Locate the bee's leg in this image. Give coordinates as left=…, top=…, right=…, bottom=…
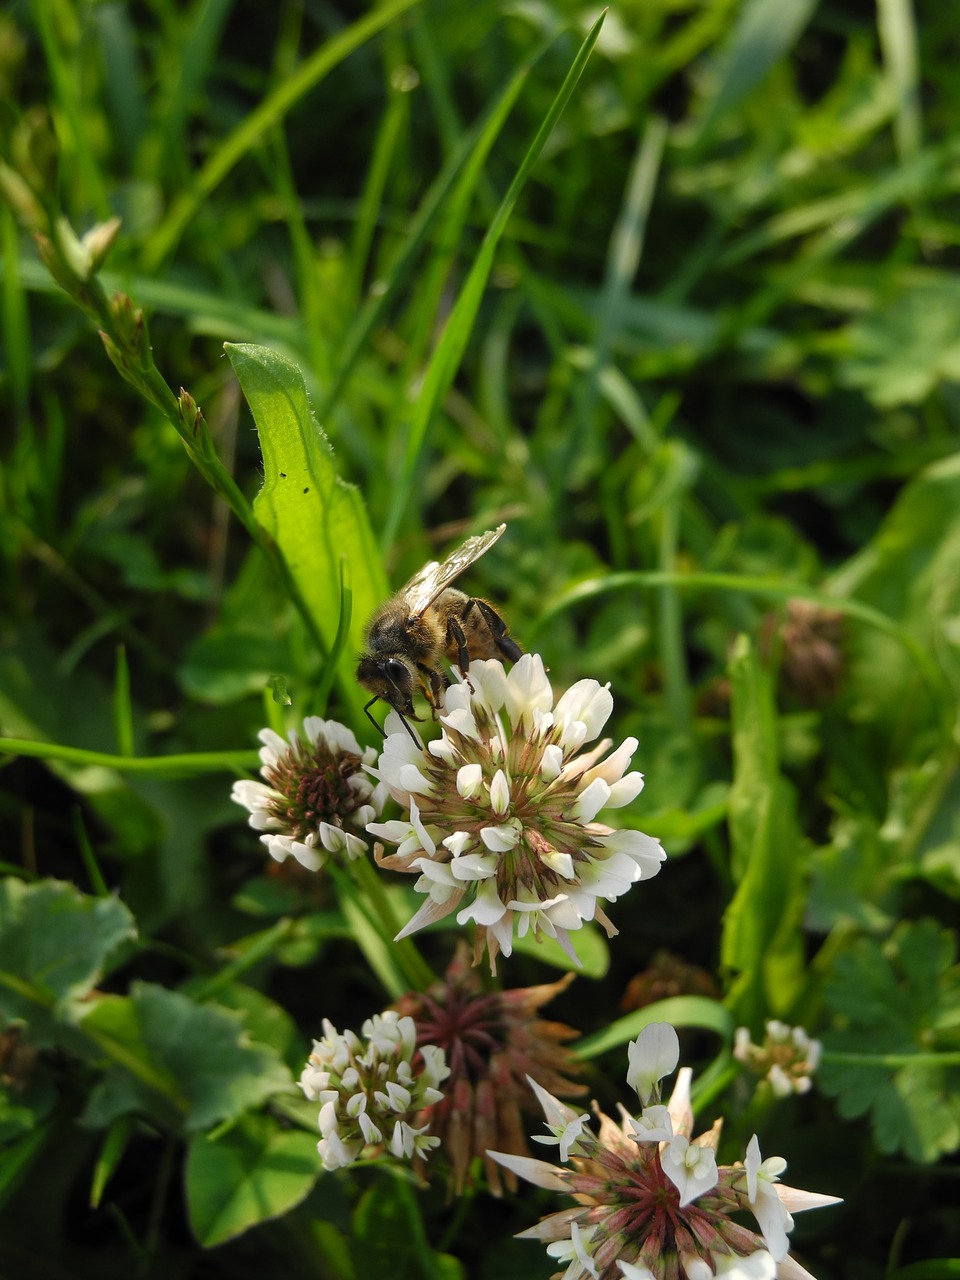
left=466, top=598, right=523, bottom=663
left=445, top=615, right=471, bottom=675
left=363, top=697, right=386, bottom=738
left=417, top=663, right=446, bottom=717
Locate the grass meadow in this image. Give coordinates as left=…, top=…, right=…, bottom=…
left=1, top=2, right=959, bottom=1278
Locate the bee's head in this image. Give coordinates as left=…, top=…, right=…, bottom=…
left=356, top=654, right=419, bottom=719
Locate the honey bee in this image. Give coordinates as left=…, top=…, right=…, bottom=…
left=357, top=524, right=522, bottom=741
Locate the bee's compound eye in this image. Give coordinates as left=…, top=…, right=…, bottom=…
left=383, top=659, right=409, bottom=688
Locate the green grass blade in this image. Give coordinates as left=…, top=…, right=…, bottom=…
left=144, top=0, right=421, bottom=269
left=574, top=995, right=733, bottom=1060
left=380, top=10, right=607, bottom=547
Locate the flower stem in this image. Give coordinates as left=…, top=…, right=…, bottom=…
left=349, top=855, right=437, bottom=991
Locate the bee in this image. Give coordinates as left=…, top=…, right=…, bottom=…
left=357, top=524, right=522, bottom=741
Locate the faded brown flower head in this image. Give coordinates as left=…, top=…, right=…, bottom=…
left=621, top=949, right=720, bottom=1013
left=761, top=600, right=845, bottom=704
left=393, top=944, right=586, bottom=1195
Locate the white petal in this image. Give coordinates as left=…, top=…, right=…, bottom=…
left=457, top=879, right=507, bottom=925
left=554, top=679, right=613, bottom=743
left=626, top=1023, right=680, bottom=1105
left=572, top=777, right=611, bottom=824
left=606, top=772, right=646, bottom=807
left=490, top=769, right=511, bottom=816
left=540, top=744, right=564, bottom=781
left=457, top=763, right=483, bottom=799
left=395, top=892, right=462, bottom=940
left=486, top=1149, right=570, bottom=1192
left=479, top=821, right=521, bottom=852
left=450, top=852, right=497, bottom=881
left=503, top=653, right=553, bottom=728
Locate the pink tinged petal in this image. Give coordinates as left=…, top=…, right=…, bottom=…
left=394, top=891, right=463, bottom=940
left=490, top=768, right=511, bottom=816
left=480, top=820, right=521, bottom=852
left=627, top=1022, right=680, bottom=1105
left=515, top=1207, right=586, bottom=1243
left=776, top=1184, right=843, bottom=1214
left=666, top=1066, right=694, bottom=1138
left=526, top=1075, right=585, bottom=1130
left=572, top=778, right=611, bottom=824
left=457, top=763, right=483, bottom=799
left=486, top=1149, right=571, bottom=1192
left=457, top=878, right=507, bottom=925
left=661, top=1133, right=718, bottom=1207
left=541, top=744, right=563, bottom=781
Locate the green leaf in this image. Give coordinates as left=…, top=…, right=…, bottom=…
left=575, top=995, right=733, bottom=1060
left=185, top=1111, right=320, bottom=1246
left=80, top=982, right=293, bottom=1133
left=226, top=343, right=387, bottom=730
left=820, top=919, right=960, bottom=1162
left=720, top=636, right=806, bottom=1023
left=511, top=919, right=609, bottom=979
left=0, top=879, right=136, bottom=1039
left=351, top=1173, right=464, bottom=1280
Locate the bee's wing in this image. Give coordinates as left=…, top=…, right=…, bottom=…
left=399, top=524, right=507, bottom=616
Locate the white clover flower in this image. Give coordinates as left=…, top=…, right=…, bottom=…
left=626, top=1022, right=680, bottom=1106
left=733, top=1021, right=822, bottom=1098
left=300, top=1011, right=449, bottom=1171
left=488, top=1022, right=841, bottom=1280
left=367, top=655, right=665, bottom=971
left=231, top=716, right=385, bottom=872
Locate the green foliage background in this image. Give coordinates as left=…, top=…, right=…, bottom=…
left=2, top=1, right=960, bottom=1277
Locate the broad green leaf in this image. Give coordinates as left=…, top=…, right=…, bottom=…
left=575, top=996, right=733, bottom=1060
left=820, top=919, right=960, bottom=1162
left=0, top=879, right=135, bottom=1039
left=80, top=982, right=293, bottom=1133
left=511, top=919, right=609, bottom=979
left=226, top=343, right=388, bottom=730
left=720, top=636, right=806, bottom=1023
left=186, top=1112, right=320, bottom=1246
left=352, top=1174, right=464, bottom=1280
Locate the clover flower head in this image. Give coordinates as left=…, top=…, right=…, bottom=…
left=299, top=1010, right=449, bottom=1171
left=733, top=1020, right=822, bottom=1098
left=392, top=943, right=586, bottom=1194
left=488, top=1021, right=841, bottom=1280
left=232, top=716, right=385, bottom=872
left=367, top=655, right=665, bottom=971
